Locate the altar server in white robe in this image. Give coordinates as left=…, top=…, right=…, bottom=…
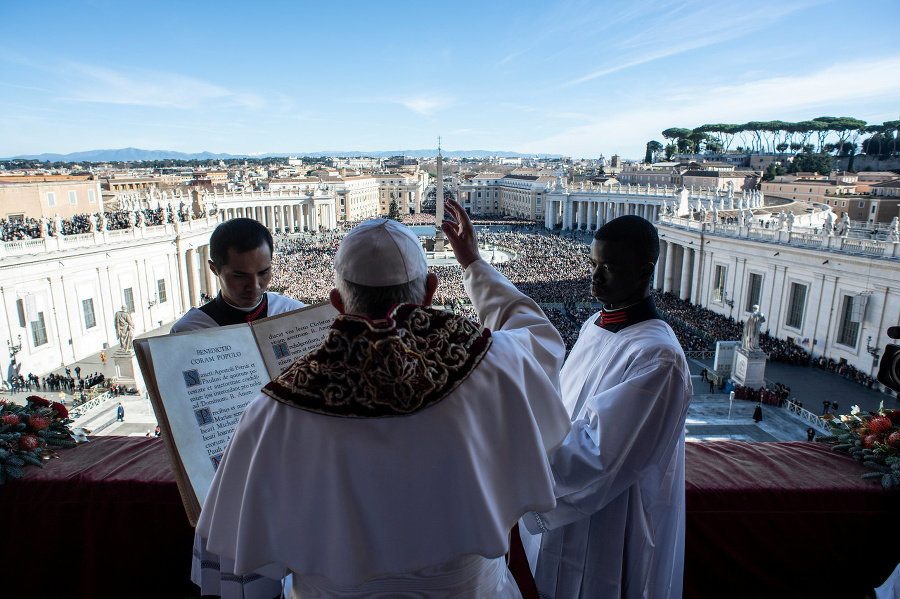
left=522, top=215, right=693, bottom=599
left=192, top=199, right=571, bottom=598
left=171, top=218, right=304, bottom=333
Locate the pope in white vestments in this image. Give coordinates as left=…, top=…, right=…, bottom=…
left=192, top=203, right=571, bottom=598
left=522, top=215, right=693, bottom=599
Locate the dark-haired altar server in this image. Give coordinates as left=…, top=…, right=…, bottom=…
left=171, top=218, right=303, bottom=333
left=523, top=215, right=693, bottom=599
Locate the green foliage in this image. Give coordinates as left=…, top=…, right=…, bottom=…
left=45, top=437, right=77, bottom=448
left=664, top=144, right=676, bottom=160
left=4, top=464, right=24, bottom=478
left=762, top=162, right=786, bottom=181
left=789, top=152, right=834, bottom=175
left=387, top=198, right=402, bottom=222
left=655, top=116, right=891, bottom=158
left=20, top=453, right=44, bottom=468
left=662, top=127, right=692, bottom=141
left=818, top=412, right=900, bottom=488
left=0, top=398, right=77, bottom=484
left=644, top=140, right=663, bottom=164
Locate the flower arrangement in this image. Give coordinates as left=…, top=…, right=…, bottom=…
left=0, top=395, right=77, bottom=485
left=816, top=403, right=900, bottom=488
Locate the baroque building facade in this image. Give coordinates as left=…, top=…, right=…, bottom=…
left=1, top=217, right=221, bottom=377
left=655, top=215, right=900, bottom=380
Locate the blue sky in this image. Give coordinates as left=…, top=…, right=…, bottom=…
left=1, top=0, right=898, bottom=159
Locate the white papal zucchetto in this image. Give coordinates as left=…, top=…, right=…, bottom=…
left=334, top=219, right=428, bottom=287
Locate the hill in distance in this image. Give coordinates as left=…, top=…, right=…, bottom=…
left=6, top=147, right=565, bottom=162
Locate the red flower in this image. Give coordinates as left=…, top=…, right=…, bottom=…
left=863, top=434, right=881, bottom=449
left=28, top=415, right=50, bottom=431
left=886, top=411, right=900, bottom=425
left=1, top=413, right=21, bottom=426
left=869, top=416, right=893, bottom=434
left=51, top=402, right=69, bottom=419
left=888, top=432, right=900, bottom=449
left=26, top=396, right=50, bottom=408
left=19, top=434, right=41, bottom=452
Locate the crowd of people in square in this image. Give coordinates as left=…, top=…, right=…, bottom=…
left=270, top=225, right=594, bottom=311
left=812, top=356, right=879, bottom=388
left=652, top=291, right=816, bottom=362
left=268, top=221, right=879, bottom=397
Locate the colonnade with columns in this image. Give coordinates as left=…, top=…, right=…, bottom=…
left=545, top=195, right=662, bottom=230
left=176, top=240, right=219, bottom=311
left=654, top=238, right=702, bottom=302
left=218, top=199, right=336, bottom=233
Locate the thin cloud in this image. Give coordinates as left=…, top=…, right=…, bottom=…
left=60, top=63, right=265, bottom=110
left=344, top=94, right=456, bottom=116
left=563, top=0, right=828, bottom=87
left=396, top=95, right=455, bottom=116
left=532, top=56, right=900, bottom=156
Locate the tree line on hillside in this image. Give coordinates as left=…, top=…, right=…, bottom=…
left=644, top=117, right=900, bottom=164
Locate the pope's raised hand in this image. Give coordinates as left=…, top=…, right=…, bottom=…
left=441, top=198, right=480, bottom=269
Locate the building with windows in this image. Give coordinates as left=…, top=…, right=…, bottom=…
left=374, top=172, right=427, bottom=216
left=761, top=175, right=857, bottom=204
left=655, top=215, right=900, bottom=378
left=615, top=162, right=681, bottom=186
left=856, top=171, right=900, bottom=184
left=0, top=177, right=104, bottom=220
left=457, top=173, right=555, bottom=219
left=1, top=216, right=221, bottom=376
left=871, top=179, right=900, bottom=199
left=823, top=193, right=900, bottom=225
left=680, top=168, right=759, bottom=193
left=616, top=161, right=760, bottom=193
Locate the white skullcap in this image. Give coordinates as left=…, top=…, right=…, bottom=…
left=334, top=219, right=427, bottom=287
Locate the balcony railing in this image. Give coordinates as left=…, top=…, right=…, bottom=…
left=659, top=215, right=900, bottom=259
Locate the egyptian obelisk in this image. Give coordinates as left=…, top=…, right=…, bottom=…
left=435, top=137, right=445, bottom=252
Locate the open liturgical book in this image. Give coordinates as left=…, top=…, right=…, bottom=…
left=133, top=302, right=339, bottom=525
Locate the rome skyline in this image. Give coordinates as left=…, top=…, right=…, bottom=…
left=1, top=0, right=898, bottom=160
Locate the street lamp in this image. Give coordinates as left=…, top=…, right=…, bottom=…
left=8, top=334, right=22, bottom=364
left=867, top=336, right=881, bottom=368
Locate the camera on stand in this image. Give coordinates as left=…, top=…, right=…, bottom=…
left=878, top=326, right=900, bottom=394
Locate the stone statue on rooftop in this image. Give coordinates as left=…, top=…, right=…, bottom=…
left=786, top=211, right=795, bottom=232
left=823, top=211, right=835, bottom=236
left=741, top=208, right=752, bottom=227
left=889, top=217, right=899, bottom=243
left=836, top=213, right=851, bottom=237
